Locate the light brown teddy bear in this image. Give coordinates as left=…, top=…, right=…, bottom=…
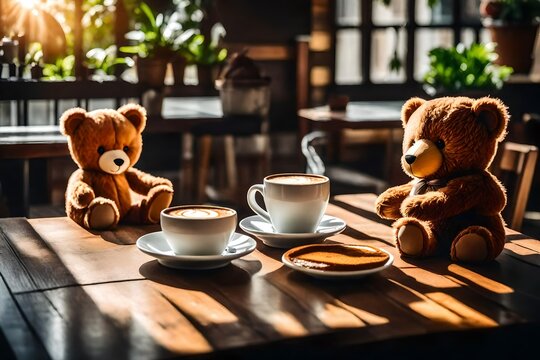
left=376, top=96, right=508, bottom=263
left=61, top=104, right=174, bottom=230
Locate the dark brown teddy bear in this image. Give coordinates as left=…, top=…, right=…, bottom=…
left=61, top=104, right=173, bottom=230
left=375, top=96, right=508, bottom=262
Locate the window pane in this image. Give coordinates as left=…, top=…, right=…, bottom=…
left=461, top=28, right=476, bottom=46
left=88, top=99, right=115, bottom=111
left=0, top=102, right=14, bottom=126
left=335, top=29, right=362, bottom=84
left=372, top=0, right=407, bottom=26
left=371, top=28, right=406, bottom=83
left=461, top=0, right=481, bottom=24
left=416, top=0, right=453, bottom=25
left=28, top=101, right=51, bottom=126
left=415, top=29, right=454, bottom=81
left=336, top=0, right=361, bottom=26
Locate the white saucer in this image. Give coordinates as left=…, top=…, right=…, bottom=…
left=239, top=215, right=346, bottom=249
left=136, top=231, right=257, bottom=270
left=282, top=245, right=394, bottom=280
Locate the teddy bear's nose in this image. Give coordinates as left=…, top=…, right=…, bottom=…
left=114, top=158, right=125, bottom=166
left=405, top=155, right=416, bottom=164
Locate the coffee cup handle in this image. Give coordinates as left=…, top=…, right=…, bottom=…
left=247, top=184, right=271, bottom=224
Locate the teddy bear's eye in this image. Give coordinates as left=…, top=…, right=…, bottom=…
left=97, top=146, right=105, bottom=155
left=123, top=146, right=129, bottom=152
left=435, top=139, right=445, bottom=149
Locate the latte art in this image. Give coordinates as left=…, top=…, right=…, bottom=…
left=175, top=209, right=219, bottom=218
left=167, top=207, right=234, bottom=219
left=267, top=175, right=326, bottom=185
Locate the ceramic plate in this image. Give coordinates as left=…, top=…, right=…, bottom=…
left=239, top=215, right=346, bottom=249
left=281, top=244, right=394, bottom=279
left=136, top=231, right=256, bottom=270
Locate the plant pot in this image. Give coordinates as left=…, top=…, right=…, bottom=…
left=216, top=78, right=271, bottom=116
left=30, top=65, right=43, bottom=80
left=486, top=24, right=539, bottom=74
left=196, top=64, right=220, bottom=90
left=136, top=57, right=168, bottom=88
left=171, top=56, right=187, bottom=86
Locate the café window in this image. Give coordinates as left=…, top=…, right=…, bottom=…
left=335, top=0, right=485, bottom=85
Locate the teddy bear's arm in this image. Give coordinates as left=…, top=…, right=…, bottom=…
left=376, top=183, right=414, bottom=220
left=125, top=168, right=173, bottom=195
left=401, top=173, right=499, bottom=221
left=66, top=170, right=95, bottom=209
left=476, top=172, right=507, bottom=215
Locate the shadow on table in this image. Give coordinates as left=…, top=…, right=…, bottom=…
left=90, top=224, right=161, bottom=245
left=139, top=259, right=257, bottom=288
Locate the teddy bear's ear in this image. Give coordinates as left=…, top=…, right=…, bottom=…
left=118, top=104, right=147, bottom=132
left=60, top=108, right=86, bottom=136
left=401, top=97, right=426, bottom=126
left=472, top=97, right=509, bottom=141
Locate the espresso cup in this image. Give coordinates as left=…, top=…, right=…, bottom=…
left=247, top=173, right=330, bottom=233
left=160, top=205, right=237, bottom=255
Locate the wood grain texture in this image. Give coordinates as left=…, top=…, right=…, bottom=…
left=0, top=194, right=539, bottom=358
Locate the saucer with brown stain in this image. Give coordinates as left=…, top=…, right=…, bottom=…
left=282, top=244, right=393, bottom=279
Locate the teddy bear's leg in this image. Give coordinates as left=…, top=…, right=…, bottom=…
left=126, top=185, right=173, bottom=224
left=393, top=217, right=437, bottom=257
left=146, top=185, right=173, bottom=223
left=450, top=220, right=505, bottom=262
left=84, top=198, right=119, bottom=230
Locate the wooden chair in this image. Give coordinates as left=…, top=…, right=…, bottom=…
left=492, top=141, right=538, bottom=231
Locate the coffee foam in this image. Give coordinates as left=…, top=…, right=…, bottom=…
left=267, top=175, right=326, bottom=185
left=168, top=207, right=233, bottom=218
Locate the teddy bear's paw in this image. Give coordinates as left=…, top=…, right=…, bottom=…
left=396, top=224, right=425, bottom=257
left=376, top=200, right=400, bottom=220
left=85, top=200, right=119, bottom=230
left=147, top=191, right=173, bottom=223
left=451, top=227, right=491, bottom=263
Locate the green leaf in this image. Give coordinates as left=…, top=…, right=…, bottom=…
left=140, top=2, right=156, bottom=29
left=119, top=45, right=142, bottom=54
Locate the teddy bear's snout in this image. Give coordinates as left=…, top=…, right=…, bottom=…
left=403, top=139, right=443, bottom=178
left=98, top=149, right=131, bottom=175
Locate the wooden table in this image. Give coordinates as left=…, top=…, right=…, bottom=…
left=298, top=101, right=404, bottom=185
left=1, top=194, right=538, bottom=359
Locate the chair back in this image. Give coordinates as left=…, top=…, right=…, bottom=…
left=492, top=142, right=538, bottom=230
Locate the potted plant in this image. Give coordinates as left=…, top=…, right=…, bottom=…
left=86, top=45, right=134, bottom=81
left=186, top=23, right=228, bottom=89
left=423, top=42, right=513, bottom=96
left=42, top=54, right=75, bottom=81
left=25, top=42, right=44, bottom=80
left=215, top=51, right=271, bottom=116
left=120, top=2, right=195, bottom=88
left=480, top=0, right=540, bottom=74
left=170, top=0, right=204, bottom=85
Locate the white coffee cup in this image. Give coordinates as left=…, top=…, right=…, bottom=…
left=247, top=173, right=330, bottom=233
left=160, top=205, right=237, bottom=255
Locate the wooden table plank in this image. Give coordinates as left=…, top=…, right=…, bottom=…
left=15, top=286, right=167, bottom=359
left=0, top=223, right=38, bottom=293
left=0, top=275, right=49, bottom=359
left=0, top=217, right=158, bottom=292
left=0, top=218, right=76, bottom=293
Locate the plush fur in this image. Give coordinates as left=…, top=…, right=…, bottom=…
left=375, top=97, right=509, bottom=263
left=61, top=104, right=173, bottom=230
